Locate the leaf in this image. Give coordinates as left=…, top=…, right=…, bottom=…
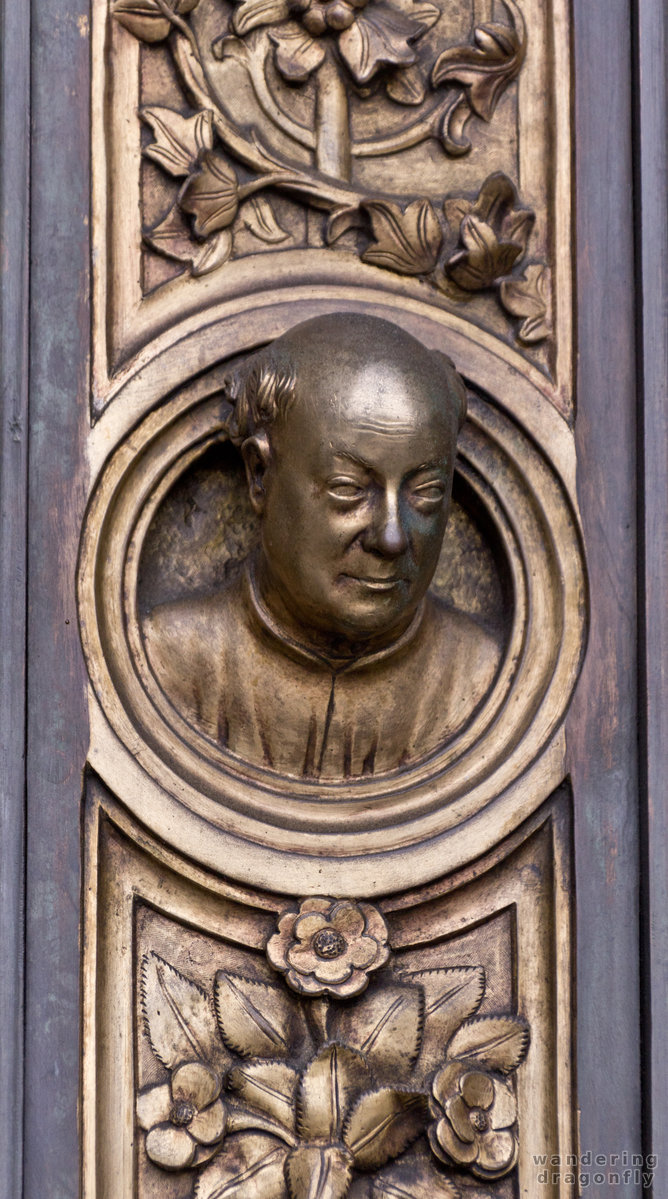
left=297, top=1045, right=373, bottom=1141
left=385, top=63, right=426, bottom=106
left=432, top=4, right=526, bottom=154
left=195, top=1133, right=288, bottom=1199
left=371, top=1154, right=461, bottom=1199
left=338, top=5, right=423, bottom=86
left=443, top=196, right=472, bottom=230
left=343, top=1089, right=428, bottom=1171
left=408, top=1, right=440, bottom=32
left=242, top=196, right=289, bottom=244
left=145, top=202, right=198, bottom=263
left=192, top=229, right=233, bottom=275
left=446, top=214, right=521, bottom=290
left=140, top=953, right=225, bottom=1071
left=362, top=199, right=442, bottom=276
left=398, top=968, right=485, bottom=1081
left=228, top=1060, right=298, bottom=1130
left=447, top=1015, right=530, bottom=1074
left=233, top=0, right=291, bottom=36
left=214, top=971, right=302, bottom=1060
left=285, top=1145, right=353, bottom=1199
left=326, top=204, right=364, bottom=244
left=141, top=107, right=214, bottom=177
left=113, top=0, right=171, bottom=41
left=179, top=153, right=239, bottom=239
left=269, top=22, right=326, bottom=83
left=329, top=984, right=423, bottom=1082
left=500, top=264, right=551, bottom=343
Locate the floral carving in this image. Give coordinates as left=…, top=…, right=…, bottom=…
left=137, top=1062, right=227, bottom=1169
left=135, top=899, right=530, bottom=1197
left=267, top=897, right=391, bottom=996
left=500, top=263, right=552, bottom=344
left=429, top=1061, right=518, bottom=1179
left=432, top=0, right=526, bottom=156
left=224, top=0, right=438, bottom=96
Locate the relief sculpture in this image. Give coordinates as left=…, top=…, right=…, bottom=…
left=136, top=896, right=529, bottom=1198
left=142, top=313, right=502, bottom=778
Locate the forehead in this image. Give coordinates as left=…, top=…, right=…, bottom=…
left=280, top=362, right=456, bottom=466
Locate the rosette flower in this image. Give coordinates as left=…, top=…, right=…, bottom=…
left=267, top=897, right=390, bottom=997
left=136, top=1061, right=227, bottom=1170
left=222, top=0, right=438, bottom=100
left=429, top=1060, right=518, bottom=1180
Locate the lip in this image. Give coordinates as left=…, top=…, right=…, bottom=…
left=343, top=574, right=404, bottom=591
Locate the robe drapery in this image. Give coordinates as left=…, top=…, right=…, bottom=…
left=142, top=568, right=502, bottom=781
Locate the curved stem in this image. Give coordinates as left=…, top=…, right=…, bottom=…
left=153, top=0, right=199, bottom=53
left=315, top=50, right=351, bottom=181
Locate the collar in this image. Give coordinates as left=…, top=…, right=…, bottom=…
left=242, top=565, right=426, bottom=675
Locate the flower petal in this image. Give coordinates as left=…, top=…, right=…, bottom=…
left=326, top=970, right=370, bottom=998
left=286, top=968, right=326, bottom=994
left=269, top=23, right=325, bottom=82
left=434, top=1116, right=477, bottom=1165
left=347, top=935, right=378, bottom=969
left=188, top=1098, right=227, bottom=1145
left=299, top=897, right=332, bottom=914
left=490, top=1080, right=517, bottom=1130
left=313, top=956, right=355, bottom=984
left=232, top=0, right=290, bottom=36
left=136, top=1083, right=172, bottom=1131
left=446, top=1095, right=476, bottom=1145
left=293, top=912, right=328, bottom=941
left=171, top=1062, right=220, bottom=1110
left=460, top=1070, right=495, bottom=1111
left=287, top=944, right=321, bottom=973
left=431, top=1060, right=466, bottom=1108
left=330, top=902, right=365, bottom=938
left=338, top=5, right=421, bottom=85
left=145, top=1124, right=196, bottom=1170
left=474, top=1128, right=518, bottom=1177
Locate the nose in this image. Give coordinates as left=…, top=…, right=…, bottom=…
left=362, top=488, right=409, bottom=557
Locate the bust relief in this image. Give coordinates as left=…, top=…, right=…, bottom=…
left=142, top=314, right=502, bottom=780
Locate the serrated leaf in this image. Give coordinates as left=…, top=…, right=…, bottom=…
left=447, top=1015, right=530, bottom=1075
left=286, top=1145, right=353, bottom=1199
left=195, top=1133, right=288, bottom=1199
left=141, top=107, right=214, bottom=177
left=242, top=196, right=289, bottom=244
left=192, top=229, right=233, bottom=275
left=344, top=1089, right=428, bottom=1171
left=228, top=1060, right=298, bottom=1130
left=371, top=1154, right=461, bottom=1199
left=214, top=972, right=302, bottom=1060
left=140, top=953, right=225, bottom=1071
left=362, top=199, right=442, bottom=275
left=329, top=985, right=423, bottom=1082
left=297, top=1045, right=373, bottom=1141
left=399, top=968, right=485, bottom=1082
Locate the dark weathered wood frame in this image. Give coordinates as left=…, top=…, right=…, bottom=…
left=0, top=0, right=665, bottom=1194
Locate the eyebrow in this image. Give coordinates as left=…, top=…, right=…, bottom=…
left=330, top=450, right=447, bottom=476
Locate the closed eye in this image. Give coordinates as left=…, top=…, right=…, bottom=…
left=410, top=480, right=446, bottom=505
left=327, top=477, right=367, bottom=501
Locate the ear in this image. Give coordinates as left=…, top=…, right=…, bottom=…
left=241, top=431, right=272, bottom=515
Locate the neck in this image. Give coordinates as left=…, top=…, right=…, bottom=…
left=252, top=556, right=418, bottom=661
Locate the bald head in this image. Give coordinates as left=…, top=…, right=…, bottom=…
left=225, top=313, right=467, bottom=446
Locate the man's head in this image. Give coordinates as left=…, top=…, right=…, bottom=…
left=224, top=313, right=467, bottom=648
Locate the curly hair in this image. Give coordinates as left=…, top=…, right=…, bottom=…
left=223, top=360, right=297, bottom=446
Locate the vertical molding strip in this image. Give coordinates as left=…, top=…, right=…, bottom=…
left=0, top=0, right=30, bottom=1194
left=637, top=0, right=668, bottom=1191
